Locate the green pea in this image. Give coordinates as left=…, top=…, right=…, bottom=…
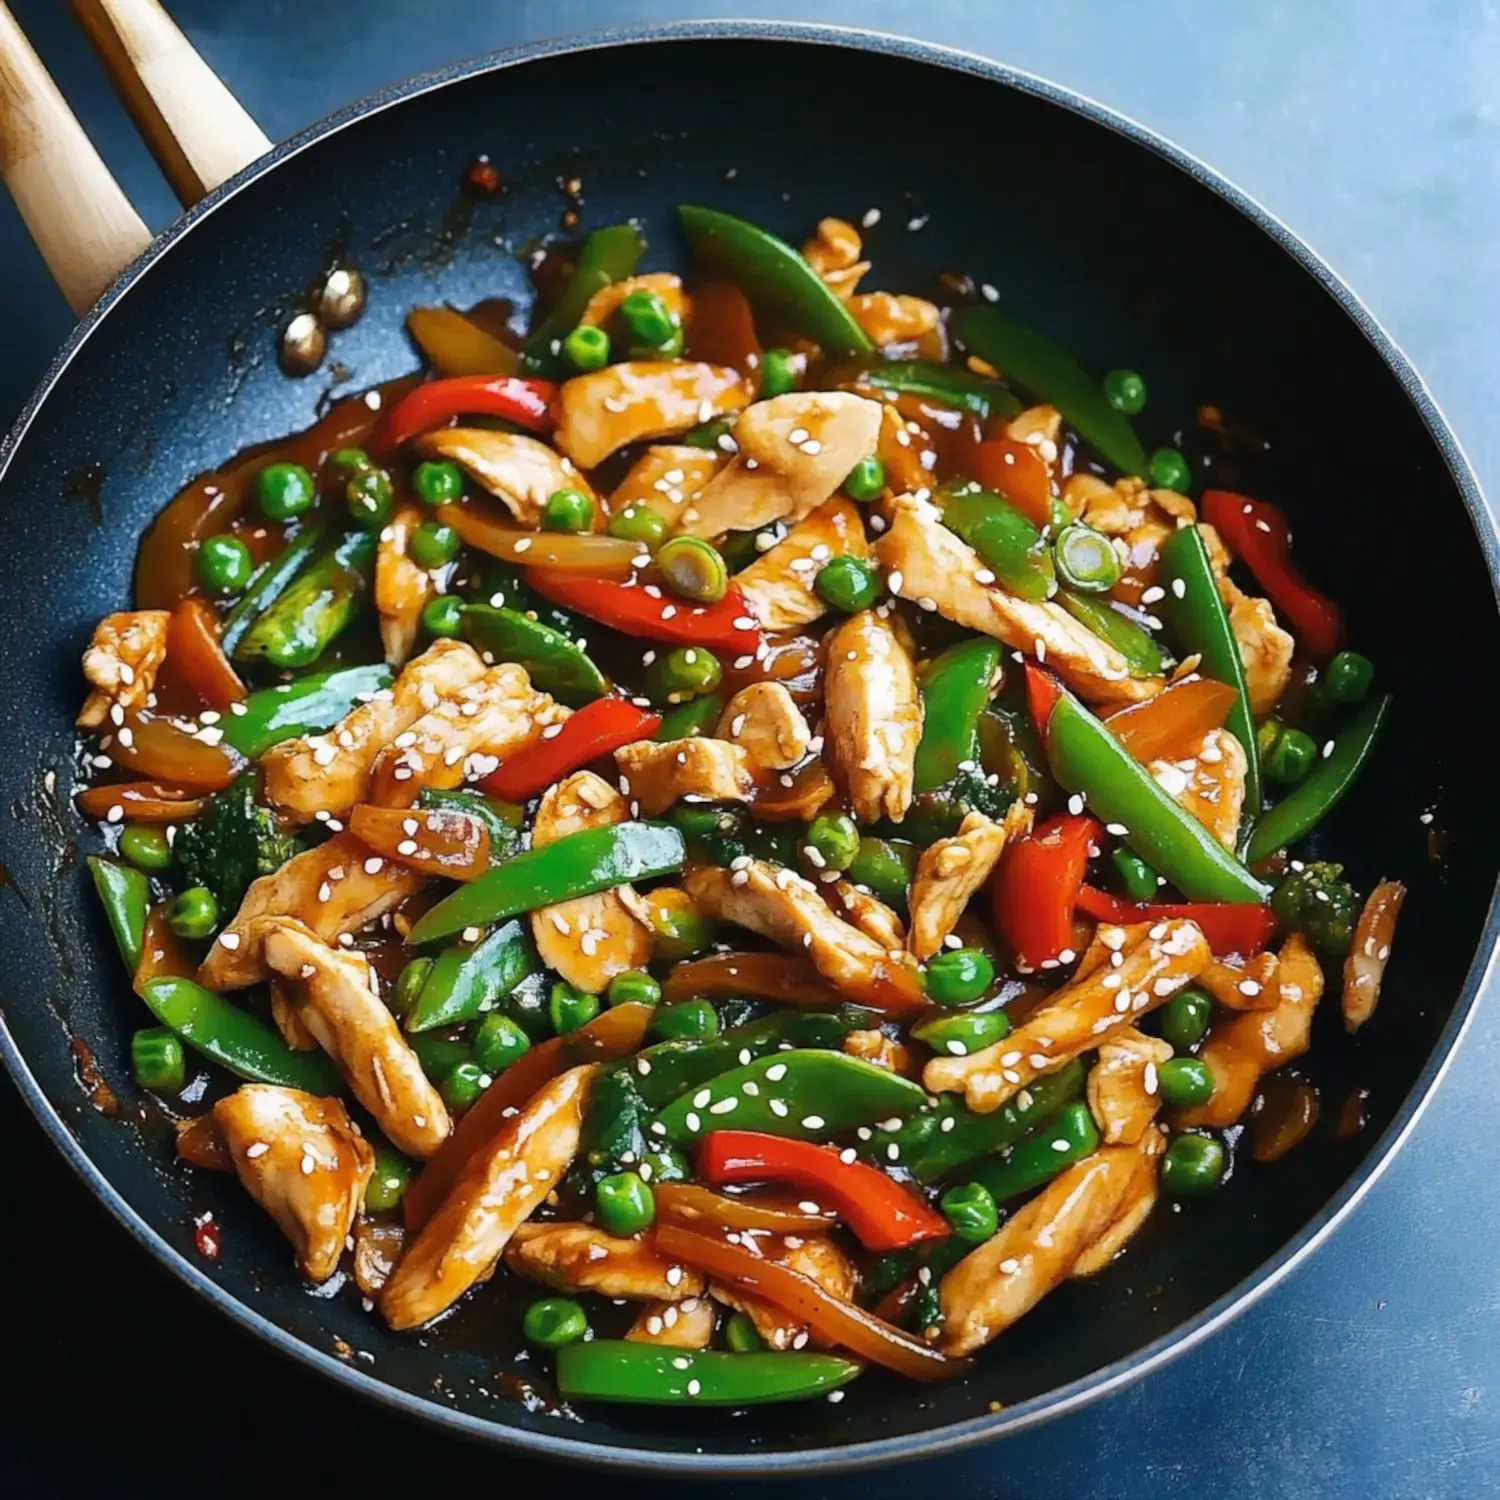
left=563, top=323, right=612, bottom=372
left=441, top=1059, right=488, bottom=1111
left=1158, top=988, right=1213, bottom=1049
left=1148, top=447, right=1191, bottom=493
left=657, top=535, right=729, bottom=604
left=669, top=803, right=735, bottom=841
left=1265, top=726, right=1317, bottom=785
left=647, top=894, right=715, bottom=960
left=1112, top=848, right=1158, bottom=902
left=923, top=948, right=995, bottom=1006
left=913, top=1009, right=1010, bottom=1056
left=474, top=1012, right=531, bottom=1074
left=1054, top=523, right=1122, bottom=593
left=346, top=467, right=394, bottom=530
left=940, top=1181, right=999, bottom=1244
left=364, top=1145, right=413, bottom=1213
left=645, top=646, right=723, bottom=705
left=542, top=486, right=596, bottom=534
left=1103, top=369, right=1147, bottom=415
left=421, top=595, right=464, bottom=638
left=1161, top=1132, right=1227, bottom=1194
left=815, top=555, right=882, bottom=613
left=256, top=461, right=316, bottom=522
left=548, top=981, right=600, bottom=1035
left=167, top=886, right=219, bottom=940
left=331, top=447, right=373, bottom=476
left=758, top=347, right=801, bottom=398
left=119, top=824, right=172, bottom=872
left=523, top=1296, right=589, bottom=1350
left=390, top=957, right=432, bottom=1018
left=1325, top=650, right=1374, bottom=704
left=413, top=459, right=464, bottom=507
left=607, top=502, right=668, bottom=549
left=650, top=999, right=718, bottom=1041
left=196, top=534, right=253, bottom=596
left=619, top=289, right=678, bottom=351
left=843, top=454, right=886, bottom=502
left=805, top=813, right=860, bottom=874
left=724, top=1310, right=764, bottom=1352
left=1157, top=1056, right=1215, bottom=1109
left=607, top=970, right=662, bottom=1008
left=595, top=1169, right=655, bottom=1236
left=682, top=418, right=735, bottom=451
left=130, top=1027, right=185, bottom=1094
left=410, top=521, right=460, bottom=569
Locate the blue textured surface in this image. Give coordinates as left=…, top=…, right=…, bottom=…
left=2, top=2, right=1497, bottom=1495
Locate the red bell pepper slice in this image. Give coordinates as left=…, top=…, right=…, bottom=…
left=1201, top=489, right=1343, bottom=660
left=1075, top=884, right=1277, bottom=957
left=479, top=698, right=661, bottom=802
left=1025, top=662, right=1062, bottom=739
left=992, top=812, right=1100, bottom=969
left=527, top=570, right=765, bottom=656
left=960, top=433, right=1053, bottom=528
left=376, top=374, right=557, bottom=453
left=697, top=1131, right=949, bottom=1253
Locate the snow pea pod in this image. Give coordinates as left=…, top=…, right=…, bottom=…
left=461, top=603, right=608, bottom=706
left=221, top=663, right=393, bottom=759
left=235, top=530, right=374, bottom=669
left=557, top=1342, right=861, bottom=1406
left=88, top=855, right=149, bottom=974
left=938, top=488, right=1056, bottom=602
left=1056, top=590, right=1166, bottom=678
left=219, top=519, right=328, bottom=656
left=404, top=918, right=540, bottom=1032
left=525, top=223, right=647, bottom=371
left=964, top=1099, right=1100, bottom=1203
left=913, top=638, right=1003, bottom=794
left=855, top=360, right=1022, bottom=420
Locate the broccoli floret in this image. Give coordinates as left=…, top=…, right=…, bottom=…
left=1271, top=861, right=1361, bottom=960
left=175, top=773, right=297, bottom=913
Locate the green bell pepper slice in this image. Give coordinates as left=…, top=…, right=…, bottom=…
left=650, top=1048, right=927, bottom=1145
left=950, top=306, right=1148, bottom=477
left=913, top=638, right=1003, bottom=794
left=1159, top=525, right=1262, bottom=816
left=404, top=918, right=540, bottom=1032
left=556, top=1341, right=861, bottom=1406
left=219, top=519, right=329, bottom=656
left=855, top=360, right=1022, bottom=421
left=1245, top=692, right=1390, bottom=863
left=407, top=1032, right=473, bottom=1082
left=677, top=205, right=873, bottom=358
left=409, top=821, right=686, bottom=945
left=525, top=223, right=647, bottom=370
left=234, top=530, right=374, bottom=669
left=138, top=976, right=341, bottom=1091
left=964, top=1099, right=1100, bottom=1203
left=1056, top=590, right=1167, bottom=678
left=460, top=603, right=609, bottom=706
left=88, top=855, right=150, bottom=975
left=416, top=787, right=524, bottom=863
left=937, top=488, right=1056, bottom=602
left=221, top=663, right=394, bottom=759
left=1044, top=688, right=1270, bottom=904
left=846, top=837, right=917, bottom=907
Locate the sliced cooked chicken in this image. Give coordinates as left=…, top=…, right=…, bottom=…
left=715, top=682, right=812, bottom=771
left=610, top=444, right=722, bottom=526
left=1343, top=880, right=1406, bottom=1033
left=711, top=1234, right=858, bottom=1351
left=1195, top=951, right=1280, bottom=1011
left=925, top=919, right=1211, bottom=1112
left=77, top=609, right=171, bottom=728
left=614, top=737, right=754, bottom=817
left=1007, top=403, right=1063, bottom=451
left=580, top=272, right=689, bottom=329
left=1070, top=1126, right=1166, bottom=1277
left=376, top=503, right=436, bottom=668
left=380, top=1064, right=595, bottom=1330
left=846, top=292, right=945, bottom=359
left=685, top=861, right=924, bottom=1011
left=824, top=608, right=921, bottom=824
left=876, top=402, right=931, bottom=495
left=800, top=216, right=869, bottom=299
left=1086, top=1028, right=1173, bottom=1146
left=1226, top=592, right=1295, bottom=718
left=199, top=831, right=425, bottom=990
left=676, top=459, right=799, bottom=539
left=531, top=772, right=651, bottom=995
left=417, top=427, right=595, bottom=529
left=554, top=361, right=749, bottom=470
left=1177, top=932, right=1324, bottom=1129
left=260, top=919, right=450, bottom=1159
left=269, top=977, right=317, bottom=1051
left=734, top=496, right=869, bottom=632
left=504, top=1221, right=706, bottom=1300
left=842, top=1027, right=916, bottom=1076
left=368, top=661, right=568, bottom=807
left=262, top=638, right=487, bottom=823
left=1148, top=727, right=1247, bottom=850
left=830, top=880, right=907, bottom=951
left=213, top=1084, right=373, bottom=1283
left=907, top=809, right=1018, bottom=960
left=877, top=494, right=1163, bottom=706
left=626, top=1296, right=716, bottom=1349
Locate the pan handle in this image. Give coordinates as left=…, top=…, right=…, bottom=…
left=0, top=1, right=152, bottom=314
left=71, top=0, right=271, bottom=206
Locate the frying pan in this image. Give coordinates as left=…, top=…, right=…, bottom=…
left=0, top=8, right=1496, bottom=1476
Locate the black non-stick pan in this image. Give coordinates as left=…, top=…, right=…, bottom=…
left=0, top=11, right=1496, bottom=1476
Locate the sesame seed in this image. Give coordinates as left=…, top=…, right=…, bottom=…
left=768, top=1099, right=789, bottom=1117
left=999, top=1258, right=1020, bottom=1274
left=686, top=1379, right=702, bottom=1397
left=685, top=1111, right=701, bottom=1132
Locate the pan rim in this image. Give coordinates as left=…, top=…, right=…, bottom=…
left=1, top=18, right=1496, bottom=1475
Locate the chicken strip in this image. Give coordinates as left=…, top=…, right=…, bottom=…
left=1195, top=951, right=1280, bottom=1011
left=907, top=808, right=1022, bottom=960
left=1086, top=1028, right=1173, bottom=1146
left=824, top=608, right=921, bottom=824
left=847, top=291, right=945, bottom=359
left=213, top=1084, right=373, bottom=1283
left=716, top=682, right=812, bottom=772
left=417, top=428, right=595, bottom=529
left=615, top=737, right=754, bottom=817
left=260, top=919, right=450, bottom=1159
left=262, top=638, right=486, bottom=823
left=734, top=496, right=869, bottom=633
left=200, top=831, right=425, bottom=990
left=380, top=1064, right=595, bottom=1330
left=1343, top=880, right=1406, bottom=1033
left=367, top=661, right=568, bottom=807
left=925, top=919, right=1211, bottom=1112
left=830, top=880, right=906, bottom=951
left=1227, top=593, right=1295, bottom=718
left=1148, top=727, right=1247, bottom=850
left=1177, top=932, right=1324, bottom=1129
left=801, top=216, right=869, bottom=298
left=1070, top=1126, right=1167, bottom=1277
left=877, top=494, right=1163, bottom=706
left=504, top=1222, right=706, bottom=1301
left=626, top=1296, right=716, bottom=1349
left=711, top=1234, right=858, bottom=1351
left=376, top=503, right=436, bottom=667
left=685, top=861, right=923, bottom=1012
left=610, top=444, right=722, bottom=526
left=842, top=1027, right=916, bottom=1077
left=269, top=976, right=317, bottom=1050
left=531, top=772, right=651, bottom=995
left=77, top=609, right=171, bottom=728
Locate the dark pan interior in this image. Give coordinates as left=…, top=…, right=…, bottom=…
left=0, top=31, right=1496, bottom=1469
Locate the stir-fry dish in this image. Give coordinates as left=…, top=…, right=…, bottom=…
left=74, top=205, right=1405, bottom=1408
